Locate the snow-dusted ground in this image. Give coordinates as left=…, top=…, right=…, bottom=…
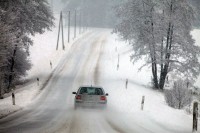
left=0, top=14, right=90, bottom=119
left=0, top=26, right=200, bottom=132
left=98, top=33, right=196, bottom=133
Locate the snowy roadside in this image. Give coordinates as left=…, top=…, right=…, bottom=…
left=98, top=32, right=200, bottom=133
left=0, top=14, right=91, bottom=119
left=0, top=26, right=199, bottom=131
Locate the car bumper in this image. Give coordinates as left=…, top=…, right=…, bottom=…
left=74, top=102, right=107, bottom=109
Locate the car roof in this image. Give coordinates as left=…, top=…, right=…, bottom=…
left=79, top=85, right=103, bottom=88
left=78, top=86, right=105, bottom=92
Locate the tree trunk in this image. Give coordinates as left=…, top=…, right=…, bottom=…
left=7, top=45, right=17, bottom=91
left=159, top=29, right=170, bottom=90
left=150, top=6, right=159, bottom=89
left=0, top=87, right=3, bottom=99
left=153, top=71, right=159, bottom=89
left=159, top=0, right=174, bottom=90
left=159, top=71, right=167, bottom=90
left=152, top=59, right=159, bottom=89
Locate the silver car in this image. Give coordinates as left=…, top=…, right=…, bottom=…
left=72, top=86, right=108, bottom=109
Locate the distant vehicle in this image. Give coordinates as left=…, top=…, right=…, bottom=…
left=72, top=86, right=108, bottom=109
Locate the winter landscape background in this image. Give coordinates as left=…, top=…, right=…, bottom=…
left=0, top=0, right=200, bottom=133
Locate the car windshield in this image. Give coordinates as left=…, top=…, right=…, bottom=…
left=79, top=87, right=103, bottom=95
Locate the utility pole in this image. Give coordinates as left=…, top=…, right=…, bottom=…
left=84, top=13, right=87, bottom=32
left=83, top=11, right=85, bottom=33
left=56, top=11, right=65, bottom=50
left=79, top=11, right=82, bottom=34
left=61, top=12, right=65, bottom=50
left=56, top=12, right=61, bottom=50
left=68, top=11, right=71, bottom=43
left=74, top=10, right=77, bottom=39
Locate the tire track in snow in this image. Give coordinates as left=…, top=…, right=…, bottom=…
left=52, top=30, right=133, bottom=133
left=54, top=31, right=124, bottom=133
left=90, top=33, right=130, bottom=133
left=51, top=31, right=109, bottom=133
left=0, top=31, right=100, bottom=133
left=67, top=33, right=109, bottom=133
left=93, top=36, right=107, bottom=85
left=106, top=120, right=126, bottom=133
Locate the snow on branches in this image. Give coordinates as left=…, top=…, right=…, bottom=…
left=114, top=0, right=200, bottom=90
left=0, top=0, right=54, bottom=97
left=164, top=80, right=192, bottom=109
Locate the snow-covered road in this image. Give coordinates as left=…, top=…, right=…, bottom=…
left=0, top=29, right=196, bottom=133
left=0, top=30, right=122, bottom=133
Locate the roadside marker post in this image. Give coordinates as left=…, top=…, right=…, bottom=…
left=56, top=11, right=65, bottom=50
left=50, top=61, right=52, bottom=69
left=37, top=78, right=40, bottom=86
left=125, top=79, right=128, bottom=89
left=117, top=54, right=120, bottom=70
left=12, top=91, right=15, bottom=105
left=193, top=102, right=198, bottom=132
left=141, top=96, right=145, bottom=110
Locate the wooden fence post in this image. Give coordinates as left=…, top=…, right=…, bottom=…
left=193, top=102, right=198, bottom=132
left=117, top=54, right=119, bottom=70
left=141, top=96, right=145, bottom=110
left=37, top=78, right=40, bottom=86
left=50, top=61, right=52, bottom=69
left=125, top=79, right=128, bottom=89
left=12, top=92, right=15, bottom=105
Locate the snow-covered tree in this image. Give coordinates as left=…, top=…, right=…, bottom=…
left=1, top=0, right=54, bottom=51
left=0, top=22, right=12, bottom=98
left=114, top=0, right=200, bottom=90
left=0, top=0, right=54, bottom=95
left=164, top=80, right=192, bottom=109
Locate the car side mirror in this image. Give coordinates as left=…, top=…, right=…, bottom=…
left=106, top=93, right=109, bottom=96
left=72, top=92, right=77, bottom=94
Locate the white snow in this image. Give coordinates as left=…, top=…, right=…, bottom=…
left=0, top=26, right=200, bottom=132
left=98, top=33, right=195, bottom=133
left=0, top=14, right=90, bottom=119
